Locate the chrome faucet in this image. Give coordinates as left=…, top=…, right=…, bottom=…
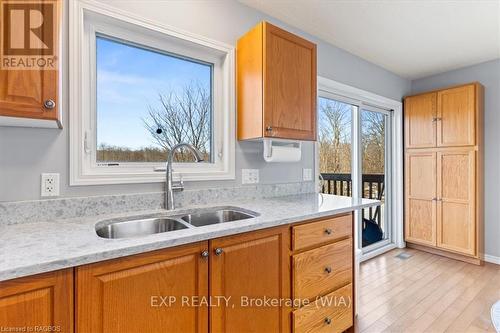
left=155, top=143, right=204, bottom=210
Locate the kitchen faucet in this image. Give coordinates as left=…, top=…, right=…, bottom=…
left=155, top=143, right=204, bottom=210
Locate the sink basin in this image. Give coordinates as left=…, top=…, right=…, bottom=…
left=96, top=217, right=188, bottom=239
left=180, top=209, right=257, bottom=227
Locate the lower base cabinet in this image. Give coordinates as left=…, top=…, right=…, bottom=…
left=76, top=241, right=209, bottom=333
left=0, top=269, right=73, bottom=333
left=0, top=213, right=355, bottom=333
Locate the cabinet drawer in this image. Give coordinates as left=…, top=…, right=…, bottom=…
left=293, top=238, right=352, bottom=300
left=292, top=214, right=351, bottom=251
left=293, top=284, right=353, bottom=333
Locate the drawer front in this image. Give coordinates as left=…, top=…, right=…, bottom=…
left=293, top=284, right=353, bottom=333
left=293, top=238, right=352, bottom=300
left=292, top=214, right=352, bottom=251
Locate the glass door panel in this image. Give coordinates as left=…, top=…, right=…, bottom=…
left=360, top=109, right=391, bottom=249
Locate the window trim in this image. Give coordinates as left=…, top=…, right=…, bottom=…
left=69, top=0, right=235, bottom=185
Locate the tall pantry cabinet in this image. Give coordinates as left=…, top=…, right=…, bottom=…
left=404, top=83, right=484, bottom=265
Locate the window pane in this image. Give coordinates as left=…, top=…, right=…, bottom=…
left=96, top=35, right=212, bottom=163
left=318, top=96, right=355, bottom=197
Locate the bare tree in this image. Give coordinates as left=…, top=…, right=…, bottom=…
left=361, top=111, right=385, bottom=174
left=143, top=82, right=211, bottom=161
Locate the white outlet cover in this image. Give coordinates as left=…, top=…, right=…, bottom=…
left=303, top=168, right=313, bottom=181
left=242, top=169, right=259, bottom=184
left=41, top=173, right=60, bottom=197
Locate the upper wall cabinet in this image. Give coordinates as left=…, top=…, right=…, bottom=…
left=0, top=0, right=62, bottom=128
left=237, top=21, right=317, bottom=141
left=405, top=83, right=479, bottom=149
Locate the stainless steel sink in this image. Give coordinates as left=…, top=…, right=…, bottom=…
left=96, top=217, right=188, bottom=239
left=95, top=207, right=258, bottom=239
left=180, top=209, right=257, bottom=227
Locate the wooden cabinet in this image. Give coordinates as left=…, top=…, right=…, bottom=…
left=404, top=83, right=483, bottom=264
left=0, top=269, right=73, bottom=333
left=291, top=213, right=354, bottom=333
left=210, top=226, right=290, bottom=333
left=0, top=0, right=62, bottom=128
left=76, top=242, right=209, bottom=333
left=437, top=149, right=476, bottom=255
left=405, top=151, right=437, bottom=246
left=404, top=92, right=437, bottom=148
left=437, top=85, right=476, bottom=147
left=237, top=21, right=317, bottom=141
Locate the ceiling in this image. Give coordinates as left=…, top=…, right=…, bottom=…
left=239, top=0, right=500, bottom=79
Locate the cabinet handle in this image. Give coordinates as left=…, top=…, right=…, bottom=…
left=44, top=99, right=56, bottom=110
left=200, top=250, right=209, bottom=259
left=214, top=248, right=224, bottom=256
left=266, top=126, right=273, bottom=132
left=324, top=228, right=333, bottom=235
left=324, top=266, right=332, bottom=274
left=324, top=317, right=332, bottom=325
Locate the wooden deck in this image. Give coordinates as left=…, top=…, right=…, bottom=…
left=357, top=248, right=500, bottom=332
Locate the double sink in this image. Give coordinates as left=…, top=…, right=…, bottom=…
left=95, top=207, right=258, bottom=239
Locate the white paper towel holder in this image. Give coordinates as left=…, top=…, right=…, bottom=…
left=263, top=138, right=302, bottom=163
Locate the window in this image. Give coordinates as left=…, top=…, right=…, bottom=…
left=69, top=1, right=235, bottom=185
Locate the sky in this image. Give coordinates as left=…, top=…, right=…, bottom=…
left=96, top=36, right=212, bottom=150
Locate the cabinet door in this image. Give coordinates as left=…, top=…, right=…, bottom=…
left=405, top=151, right=437, bottom=246
left=437, top=150, right=476, bottom=255
left=0, top=1, right=61, bottom=123
left=264, top=23, right=316, bottom=141
left=404, top=93, right=437, bottom=148
left=437, top=85, right=476, bottom=147
left=210, top=226, right=290, bottom=333
left=77, top=242, right=209, bottom=333
left=0, top=269, right=73, bottom=333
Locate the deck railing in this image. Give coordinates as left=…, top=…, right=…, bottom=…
left=320, top=173, right=385, bottom=225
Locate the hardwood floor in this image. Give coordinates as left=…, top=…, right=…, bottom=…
left=357, top=248, right=500, bottom=333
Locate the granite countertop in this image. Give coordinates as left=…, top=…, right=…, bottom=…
left=0, top=193, right=379, bottom=282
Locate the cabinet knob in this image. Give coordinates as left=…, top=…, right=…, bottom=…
left=324, top=228, right=333, bottom=235
left=324, top=266, right=332, bottom=274
left=266, top=126, right=273, bottom=132
left=44, top=99, right=56, bottom=110
left=214, top=248, right=224, bottom=256
left=324, top=317, right=332, bottom=325
left=201, top=250, right=209, bottom=259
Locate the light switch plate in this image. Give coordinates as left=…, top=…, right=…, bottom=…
left=242, top=169, right=259, bottom=184
left=303, top=168, right=313, bottom=181
left=41, top=173, right=60, bottom=197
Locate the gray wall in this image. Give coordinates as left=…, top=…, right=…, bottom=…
left=411, top=59, right=500, bottom=260
left=0, top=0, right=411, bottom=202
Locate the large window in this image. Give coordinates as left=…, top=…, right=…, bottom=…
left=69, top=1, right=235, bottom=185
left=96, top=36, right=213, bottom=164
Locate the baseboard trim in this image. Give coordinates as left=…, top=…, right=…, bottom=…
left=406, top=242, right=482, bottom=265
left=483, top=254, right=500, bottom=265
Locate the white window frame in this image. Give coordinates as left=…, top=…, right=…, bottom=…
left=69, top=0, right=235, bottom=185
left=317, top=76, right=405, bottom=261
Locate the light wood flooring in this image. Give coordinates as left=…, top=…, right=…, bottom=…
left=357, top=248, right=500, bottom=333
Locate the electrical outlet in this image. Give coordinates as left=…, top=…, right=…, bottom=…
left=303, top=168, right=313, bottom=181
left=242, top=169, right=259, bottom=184
left=41, top=173, right=60, bottom=197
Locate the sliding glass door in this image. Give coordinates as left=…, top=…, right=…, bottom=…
left=318, top=93, right=393, bottom=254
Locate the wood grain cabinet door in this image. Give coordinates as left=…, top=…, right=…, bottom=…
left=404, top=92, right=437, bottom=148
left=76, top=242, right=209, bottom=333
left=405, top=151, right=437, bottom=246
left=0, top=0, right=61, bottom=124
left=0, top=269, right=73, bottom=333
left=264, top=23, right=316, bottom=141
left=210, top=226, right=290, bottom=333
left=437, top=149, right=476, bottom=255
left=437, top=85, right=476, bottom=147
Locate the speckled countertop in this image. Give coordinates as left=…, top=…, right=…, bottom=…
left=0, top=193, right=379, bottom=282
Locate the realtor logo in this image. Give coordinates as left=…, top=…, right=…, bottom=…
left=1, top=0, right=58, bottom=69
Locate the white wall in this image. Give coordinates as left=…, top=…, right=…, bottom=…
left=411, top=59, right=500, bottom=261
left=0, top=0, right=411, bottom=202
